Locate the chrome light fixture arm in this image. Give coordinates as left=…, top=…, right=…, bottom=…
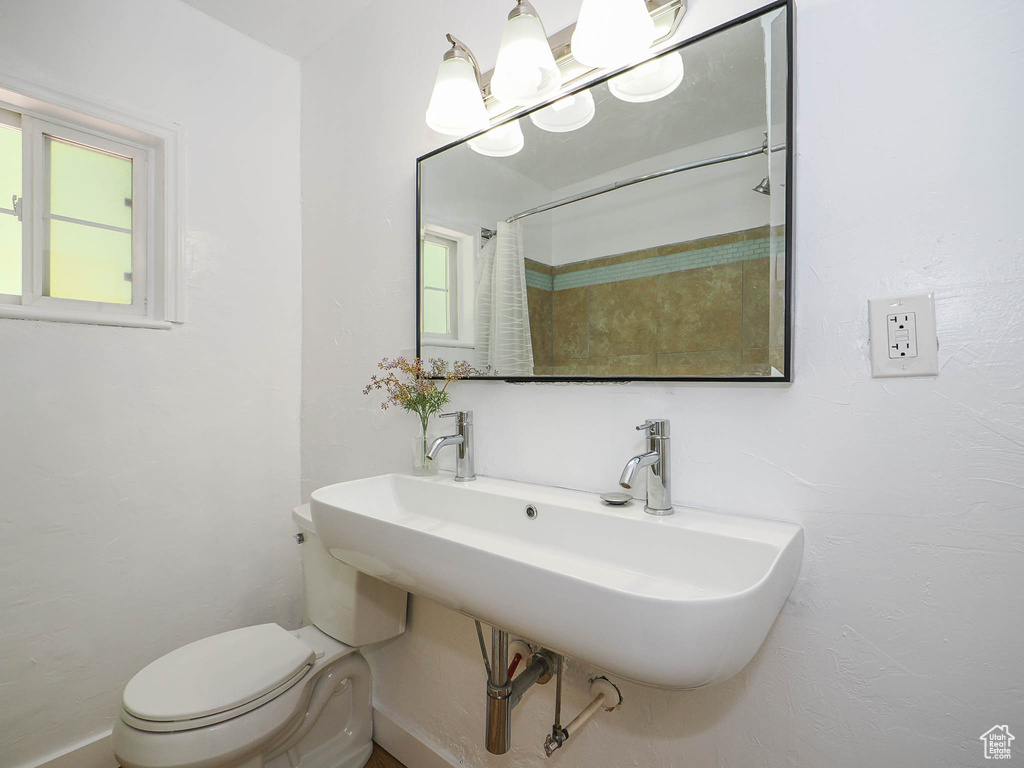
left=444, top=33, right=483, bottom=88
left=508, top=0, right=539, bottom=21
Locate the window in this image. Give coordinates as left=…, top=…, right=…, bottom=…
left=419, top=223, right=475, bottom=353
left=0, top=82, right=180, bottom=328
left=421, top=230, right=459, bottom=339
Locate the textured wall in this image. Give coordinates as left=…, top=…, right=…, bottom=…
left=0, top=2, right=303, bottom=765
left=302, top=0, right=1024, bottom=766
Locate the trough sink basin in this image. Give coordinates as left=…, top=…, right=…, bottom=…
left=310, top=473, right=802, bottom=689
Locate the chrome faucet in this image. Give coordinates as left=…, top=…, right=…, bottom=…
left=427, top=410, right=476, bottom=481
left=619, top=419, right=672, bottom=515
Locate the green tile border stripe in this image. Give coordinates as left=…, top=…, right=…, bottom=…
left=552, top=225, right=775, bottom=275
left=550, top=237, right=773, bottom=291
left=525, top=269, right=554, bottom=290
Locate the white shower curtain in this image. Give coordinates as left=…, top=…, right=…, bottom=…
left=475, top=220, right=534, bottom=376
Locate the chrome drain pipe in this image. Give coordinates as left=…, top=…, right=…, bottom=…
left=476, top=622, right=554, bottom=755
left=486, top=627, right=512, bottom=754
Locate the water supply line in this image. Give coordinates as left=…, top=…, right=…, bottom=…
left=544, top=676, right=622, bottom=757
left=474, top=619, right=492, bottom=680
left=544, top=655, right=567, bottom=755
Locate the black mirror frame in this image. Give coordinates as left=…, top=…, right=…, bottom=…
left=415, top=0, right=794, bottom=383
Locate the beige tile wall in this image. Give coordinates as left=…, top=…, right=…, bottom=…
left=523, top=230, right=784, bottom=378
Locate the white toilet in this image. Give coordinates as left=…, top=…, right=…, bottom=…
left=112, top=505, right=407, bottom=768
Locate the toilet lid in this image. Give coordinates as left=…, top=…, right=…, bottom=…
left=123, top=624, right=315, bottom=722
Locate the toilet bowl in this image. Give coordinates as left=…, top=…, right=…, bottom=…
left=112, top=506, right=407, bottom=768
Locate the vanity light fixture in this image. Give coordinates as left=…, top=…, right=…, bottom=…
left=490, top=2, right=562, bottom=107
left=608, top=50, right=684, bottom=102
left=425, top=35, right=489, bottom=136
left=529, top=90, right=596, bottom=133
left=571, top=0, right=656, bottom=70
left=425, top=2, right=686, bottom=135
left=468, top=119, right=526, bottom=157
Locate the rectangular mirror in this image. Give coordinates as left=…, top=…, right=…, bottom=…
left=417, top=2, right=792, bottom=381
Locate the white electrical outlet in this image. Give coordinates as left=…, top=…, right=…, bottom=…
left=869, top=292, right=938, bottom=377
left=887, top=311, right=918, bottom=359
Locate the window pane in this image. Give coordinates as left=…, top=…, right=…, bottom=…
left=0, top=125, right=21, bottom=294
left=423, top=241, right=448, bottom=289
left=49, top=137, right=132, bottom=230
left=48, top=220, right=132, bottom=304
left=422, top=288, right=449, bottom=335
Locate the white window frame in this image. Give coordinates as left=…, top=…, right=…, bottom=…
left=420, top=223, right=476, bottom=350
left=30, top=119, right=149, bottom=317
left=0, top=77, right=183, bottom=329
left=0, top=106, right=21, bottom=303
left=421, top=229, right=459, bottom=341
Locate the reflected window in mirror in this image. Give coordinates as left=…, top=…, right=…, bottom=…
left=421, top=231, right=457, bottom=338
left=420, top=224, right=478, bottom=364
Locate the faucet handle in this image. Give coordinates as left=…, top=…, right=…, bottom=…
left=636, top=419, right=669, bottom=437
left=440, top=410, right=473, bottom=425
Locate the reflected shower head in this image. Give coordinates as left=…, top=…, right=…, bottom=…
left=753, top=177, right=770, bottom=195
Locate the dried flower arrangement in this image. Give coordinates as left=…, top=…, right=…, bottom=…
left=363, top=357, right=476, bottom=437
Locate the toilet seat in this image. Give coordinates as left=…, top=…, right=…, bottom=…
left=113, top=629, right=371, bottom=768
left=122, top=624, right=314, bottom=733
left=120, top=664, right=311, bottom=733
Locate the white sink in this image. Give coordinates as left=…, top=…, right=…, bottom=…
left=310, top=473, right=802, bottom=689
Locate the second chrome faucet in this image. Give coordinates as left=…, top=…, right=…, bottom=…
left=427, top=410, right=476, bottom=481
left=620, top=419, right=672, bottom=515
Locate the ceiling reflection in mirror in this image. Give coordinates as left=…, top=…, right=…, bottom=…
left=417, top=4, right=791, bottom=381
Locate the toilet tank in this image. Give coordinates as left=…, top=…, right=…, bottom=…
left=292, top=504, right=407, bottom=646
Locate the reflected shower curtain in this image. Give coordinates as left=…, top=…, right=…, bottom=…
left=474, top=221, right=534, bottom=376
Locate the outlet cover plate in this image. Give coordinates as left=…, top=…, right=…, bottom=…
left=869, top=292, right=938, bottom=377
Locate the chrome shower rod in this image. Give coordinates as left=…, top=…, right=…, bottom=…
left=506, top=142, right=785, bottom=223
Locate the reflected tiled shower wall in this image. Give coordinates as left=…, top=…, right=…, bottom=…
left=526, top=227, right=785, bottom=377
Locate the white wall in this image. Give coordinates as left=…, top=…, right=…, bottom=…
left=542, top=127, right=770, bottom=265
left=303, top=1, right=1024, bottom=766
left=0, top=2, right=303, bottom=766
left=423, top=127, right=771, bottom=270
left=422, top=144, right=552, bottom=246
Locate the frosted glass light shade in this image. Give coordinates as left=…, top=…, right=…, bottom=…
left=529, top=91, right=596, bottom=133
left=490, top=12, right=562, bottom=107
left=609, top=51, right=684, bottom=103
left=426, top=56, right=489, bottom=136
left=571, top=0, right=655, bottom=69
left=469, top=120, right=525, bottom=157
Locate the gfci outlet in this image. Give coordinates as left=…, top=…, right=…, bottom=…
left=887, top=311, right=918, bottom=359
left=868, top=292, right=938, bottom=377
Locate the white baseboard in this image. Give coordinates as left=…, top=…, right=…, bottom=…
left=372, top=707, right=463, bottom=768
left=16, top=729, right=117, bottom=768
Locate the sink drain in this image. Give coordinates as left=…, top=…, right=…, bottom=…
left=525, top=504, right=538, bottom=519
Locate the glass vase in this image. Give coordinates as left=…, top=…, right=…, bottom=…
left=411, top=419, right=439, bottom=476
